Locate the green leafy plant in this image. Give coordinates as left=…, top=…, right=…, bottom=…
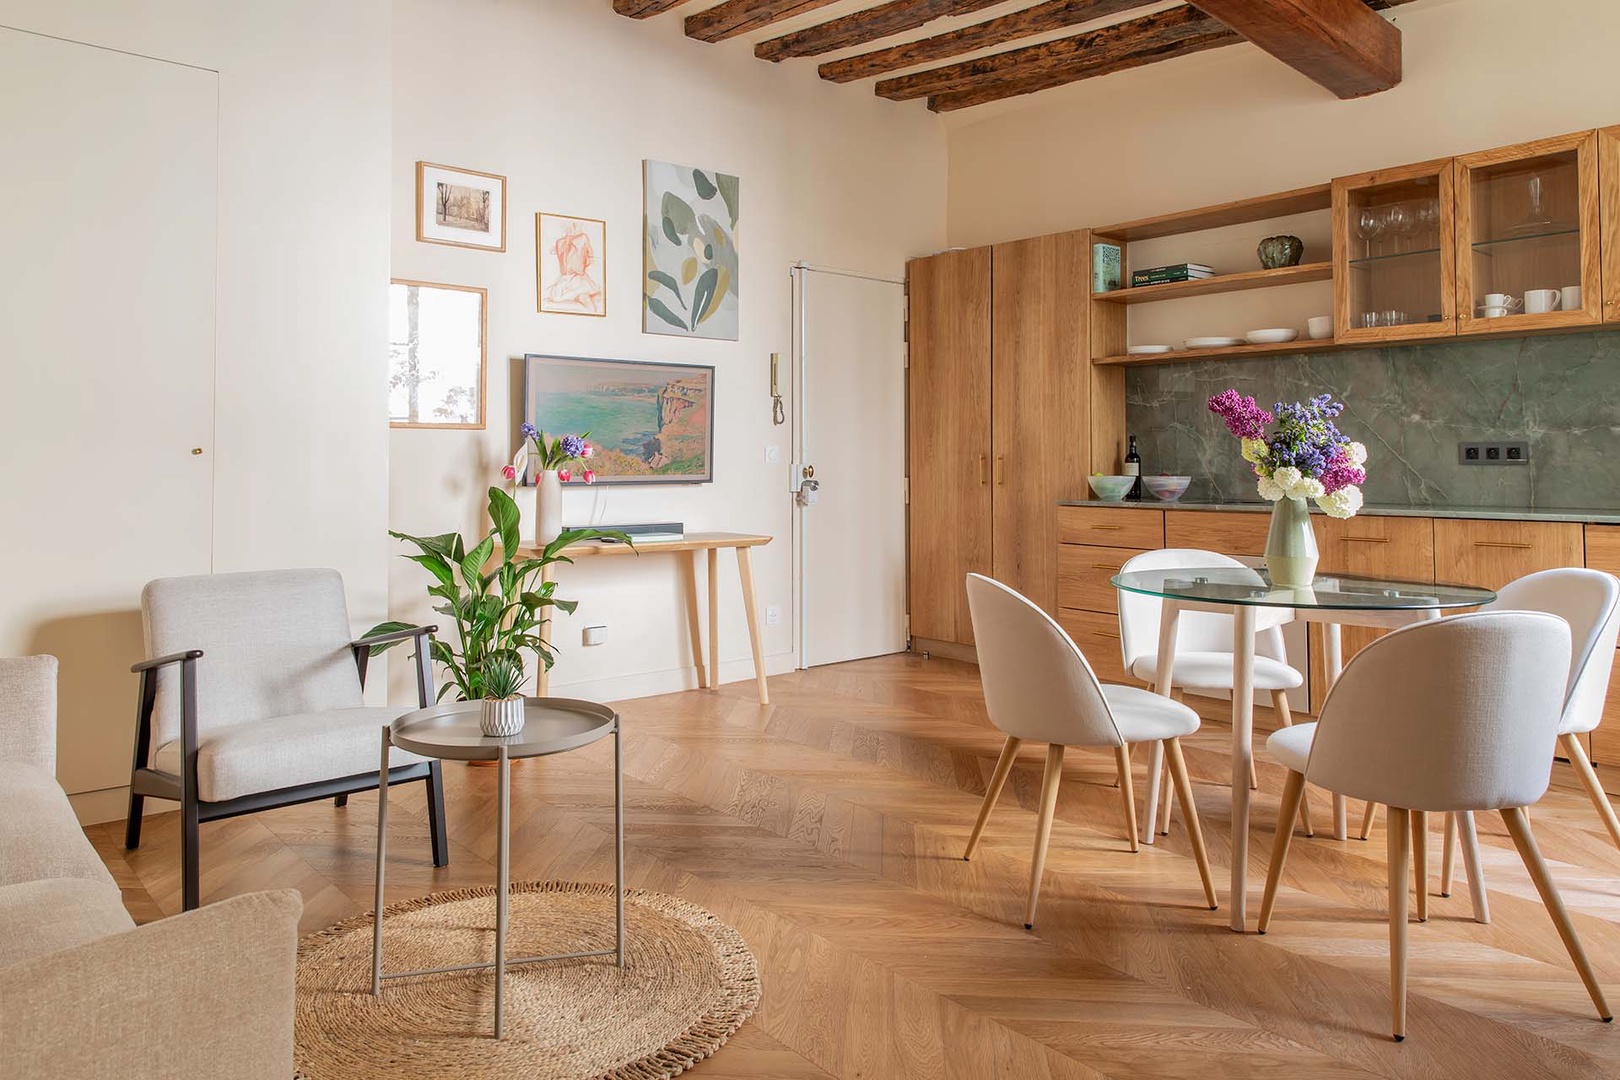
left=480, top=655, right=525, bottom=701
left=365, top=486, right=631, bottom=701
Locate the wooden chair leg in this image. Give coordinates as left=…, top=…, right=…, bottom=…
left=426, top=761, right=449, bottom=868
left=1500, top=805, right=1612, bottom=1021
left=1359, top=800, right=1379, bottom=841
left=1115, top=745, right=1139, bottom=853
left=1143, top=740, right=1165, bottom=842
left=1111, top=741, right=1130, bottom=788
left=124, top=791, right=145, bottom=850
left=1258, top=769, right=1306, bottom=933
left=1457, top=810, right=1491, bottom=924
left=334, top=794, right=349, bottom=808
left=1387, top=807, right=1411, bottom=1041
left=1441, top=811, right=1456, bottom=897
left=1166, top=738, right=1217, bottom=910
left=1025, top=744, right=1066, bottom=930
left=181, top=795, right=201, bottom=912
left=1564, top=733, right=1620, bottom=855
left=965, top=735, right=1022, bottom=861
left=1411, top=810, right=1429, bottom=922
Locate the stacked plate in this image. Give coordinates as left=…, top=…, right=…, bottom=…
left=1184, top=336, right=1244, bottom=349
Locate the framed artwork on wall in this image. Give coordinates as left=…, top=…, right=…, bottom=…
left=416, top=161, right=506, bottom=251
left=523, top=354, right=714, bottom=484
left=388, top=279, right=486, bottom=429
left=642, top=159, right=739, bottom=340
left=536, top=213, right=606, bottom=316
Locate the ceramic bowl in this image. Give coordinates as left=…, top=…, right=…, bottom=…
left=1244, top=328, right=1299, bottom=345
left=1307, top=315, right=1334, bottom=340
left=1088, top=475, right=1136, bottom=501
left=1141, top=475, right=1191, bottom=502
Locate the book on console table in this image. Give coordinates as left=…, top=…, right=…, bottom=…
left=565, top=522, right=684, bottom=543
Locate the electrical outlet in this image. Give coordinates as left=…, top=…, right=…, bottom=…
left=1458, top=441, right=1529, bottom=465
left=764, top=445, right=780, bottom=463
left=582, top=624, right=607, bottom=646
left=765, top=606, right=781, bottom=627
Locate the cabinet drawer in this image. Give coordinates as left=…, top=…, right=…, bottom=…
left=1586, top=524, right=1620, bottom=575
left=1058, top=544, right=1148, bottom=613
left=1432, top=519, right=1585, bottom=590
left=1056, top=608, right=1132, bottom=685
left=1057, top=505, right=1163, bottom=549
left=1165, top=509, right=1285, bottom=558
left=1318, top=515, right=1435, bottom=579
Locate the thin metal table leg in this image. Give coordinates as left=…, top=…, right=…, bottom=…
left=495, top=743, right=510, bottom=1040
left=615, top=720, right=625, bottom=967
left=371, top=725, right=390, bottom=996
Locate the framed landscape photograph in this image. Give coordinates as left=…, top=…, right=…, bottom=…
left=416, top=161, right=506, bottom=251
left=523, top=354, right=713, bottom=484
left=388, top=279, right=486, bottom=428
left=536, top=213, right=606, bottom=316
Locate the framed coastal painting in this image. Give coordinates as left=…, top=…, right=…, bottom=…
left=536, top=213, right=606, bottom=316
left=416, top=161, right=506, bottom=251
left=388, top=280, right=486, bottom=428
left=522, top=354, right=713, bottom=484
left=642, top=159, right=739, bottom=340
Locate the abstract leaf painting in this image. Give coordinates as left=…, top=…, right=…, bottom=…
left=642, top=160, right=739, bottom=340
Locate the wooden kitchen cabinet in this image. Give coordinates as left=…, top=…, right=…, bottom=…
left=1165, top=509, right=1279, bottom=557
left=1053, top=505, right=1162, bottom=684
left=1333, top=157, right=1457, bottom=343
left=1057, top=543, right=1148, bottom=614
left=1582, top=525, right=1620, bottom=768
left=1432, top=518, right=1585, bottom=589
left=1602, top=126, right=1620, bottom=324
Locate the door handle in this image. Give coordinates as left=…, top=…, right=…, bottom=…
left=1090, top=524, right=1122, bottom=531
left=994, top=456, right=1005, bottom=486
left=978, top=455, right=988, bottom=485
left=1341, top=535, right=1388, bottom=543
left=1091, top=564, right=1122, bottom=572
left=1474, top=540, right=1532, bottom=550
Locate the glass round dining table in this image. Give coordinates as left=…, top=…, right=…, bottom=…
left=1111, top=566, right=1497, bottom=932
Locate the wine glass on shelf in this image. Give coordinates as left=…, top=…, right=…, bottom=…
left=1416, top=197, right=1440, bottom=249
left=1385, top=201, right=1415, bottom=255
left=1357, top=205, right=1386, bottom=259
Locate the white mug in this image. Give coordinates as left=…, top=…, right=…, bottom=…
left=1484, top=292, right=1518, bottom=310
left=1525, top=289, right=1561, bottom=314
left=1307, top=315, right=1333, bottom=340
left=1561, top=285, right=1583, bottom=311
left=1481, top=306, right=1509, bottom=319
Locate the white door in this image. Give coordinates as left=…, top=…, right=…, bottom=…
left=795, top=267, right=907, bottom=668
left=0, top=28, right=217, bottom=815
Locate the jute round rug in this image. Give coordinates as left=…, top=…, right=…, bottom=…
left=294, top=882, right=760, bottom=1080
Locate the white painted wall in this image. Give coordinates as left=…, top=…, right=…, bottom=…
left=0, top=1, right=392, bottom=821
left=387, top=0, right=946, bottom=701
left=945, top=0, right=1620, bottom=247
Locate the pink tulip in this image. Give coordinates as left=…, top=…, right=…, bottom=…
left=582, top=442, right=595, bottom=458
left=558, top=469, right=572, bottom=483
left=583, top=469, right=596, bottom=485
left=500, top=464, right=516, bottom=481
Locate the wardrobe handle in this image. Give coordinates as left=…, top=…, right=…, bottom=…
left=1094, top=630, right=1120, bottom=640
left=978, top=455, right=988, bottom=485
left=1341, top=536, right=1389, bottom=544
left=995, top=456, right=1005, bottom=485
left=1092, top=564, right=1122, bottom=572
left=1474, top=540, right=1532, bottom=550
left=1090, top=524, right=1122, bottom=531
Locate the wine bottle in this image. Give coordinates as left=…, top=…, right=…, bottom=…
left=1124, top=434, right=1143, bottom=501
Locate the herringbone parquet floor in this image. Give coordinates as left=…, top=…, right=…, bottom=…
left=85, top=654, right=1620, bottom=1078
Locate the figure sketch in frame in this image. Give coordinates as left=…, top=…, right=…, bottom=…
left=436, top=181, right=492, bottom=232
left=544, top=218, right=604, bottom=315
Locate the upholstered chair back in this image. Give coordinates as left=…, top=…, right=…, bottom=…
left=966, top=573, right=1122, bottom=747
left=1306, top=612, right=1570, bottom=812
left=0, top=654, right=58, bottom=772
left=142, top=569, right=363, bottom=750
left=1117, top=548, right=1290, bottom=669
left=1484, top=568, right=1620, bottom=736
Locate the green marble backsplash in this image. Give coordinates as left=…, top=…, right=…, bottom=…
left=1123, top=330, right=1620, bottom=509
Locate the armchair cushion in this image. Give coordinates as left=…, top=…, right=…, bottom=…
left=0, top=764, right=119, bottom=889
left=0, top=878, right=134, bottom=968
left=153, top=706, right=426, bottom=802
left=142, top=569, right=365, bottom=754
left=0, top=654, right=58, bottom=772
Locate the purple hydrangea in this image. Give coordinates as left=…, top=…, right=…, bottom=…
left=560, top=434, right=585, bottom=458
left=520, top=422, right=539, bottom=440
left=1320, top=448, right=1367, bottom=494
left=1207, top=389, right=1273, bottom=440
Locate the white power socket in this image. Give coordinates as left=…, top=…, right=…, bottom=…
left=764, top=445, right=780, bottom=463
left=582, top=625, right=607, bottom=646
left=765, top=606, right=781, bottom=626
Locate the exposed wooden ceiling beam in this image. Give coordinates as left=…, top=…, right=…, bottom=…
left=819, top=0, right=1158, bottom=83
left=613, top=0, right=696, bottom=17
left=927, top=24, right=1236, bottom=109
left=1186, top=0, right=1401, bottom=98
left=686, top=0, right=842, bottom=42
left=875, top=4, right=1220, bottom=100
left=756, top=0, right=1003, bottom=62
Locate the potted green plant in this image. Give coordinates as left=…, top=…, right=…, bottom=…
left=364, top=487, right=630, bottom=728
left=478, top=655, right=527, bottom=736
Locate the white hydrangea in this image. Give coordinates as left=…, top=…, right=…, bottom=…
left=1256, top=474, right=1285, bottom=501
left=1346, top=441, right=1368, bottom=467
left=1290, top=475, right=1326, bottom=500
left=1317, top=485, right=1364, bottom=519
left=1270, top=466, right=1302, bottom=492
left=1240, top=438, right=1267, bottom=464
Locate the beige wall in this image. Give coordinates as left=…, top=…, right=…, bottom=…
left=387, top=0, right=946, bottom=701
left=945, top=0, right=1620, bottom=248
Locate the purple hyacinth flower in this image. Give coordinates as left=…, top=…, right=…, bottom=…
left=560, top=434, right=585, bottom=458
left=520, top=422, right=539, bottom=440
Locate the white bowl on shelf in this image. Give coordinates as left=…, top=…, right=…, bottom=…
left=1184, top=336, right=1244, bottom=349
left=1088, top=475, right=1136, bottom=502
left=1307, top=315, right=1334, bottom=340
left=1142, top=475, right=1192, bottom=502
left=1244, top=328, right=1299, bottom=344
left=1126, top=344, right=1173, bottom=355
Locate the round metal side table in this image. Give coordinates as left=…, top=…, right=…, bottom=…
left=370, top=697, right=623, bottom=1039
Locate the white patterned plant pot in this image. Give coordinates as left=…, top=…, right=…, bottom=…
left=480, top=696, right=526, bottom=737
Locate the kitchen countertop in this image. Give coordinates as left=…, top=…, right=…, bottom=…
left=1057, top=499, right=1620, bottom=525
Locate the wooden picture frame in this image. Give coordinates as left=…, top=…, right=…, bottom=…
left=535, top=213, right=607, bottom=317
left=415, top=161, right=506, bottom=252
left=389, top=279, right=488, bottom=429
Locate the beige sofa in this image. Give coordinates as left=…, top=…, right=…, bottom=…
left=0, top=655, right=301, bottom=1080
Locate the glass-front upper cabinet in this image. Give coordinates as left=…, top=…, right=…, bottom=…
left=1456, top=130, right=1601, bottom=334
left=1601, top=126, right=1619, bottom=324
left=1333, top=158, right=1456, bottom=344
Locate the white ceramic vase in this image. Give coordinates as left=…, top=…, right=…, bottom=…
left=1264, top=496, right=1319, bottom=588
left=535, top=469, right=564, bottom=546
left=479, top=695, right=526, bottom=738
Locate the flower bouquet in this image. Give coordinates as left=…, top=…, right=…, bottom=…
left=1208, top=389, right=1370, bottom=586
left=503, top=424, right=597, bottom=544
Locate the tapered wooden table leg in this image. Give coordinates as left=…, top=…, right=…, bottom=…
left=683, top=551, right=707, bottom=688
left=1229, top=605, right=1256, bottom=931
left=707, top=547, right=719, bottom=690
left=736, top=546, right=769, bottom=705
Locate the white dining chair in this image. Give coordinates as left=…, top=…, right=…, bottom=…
left=961, top=573, right=1217, bottom=929
left=1117, top=548, right=1309, bottom=838
left=1257, top=611, right=1609, bottom=1041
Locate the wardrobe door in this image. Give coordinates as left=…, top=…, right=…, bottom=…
left=907, top=247, right=992, bottom=646
left=991, top=231, right=1089, bottom=613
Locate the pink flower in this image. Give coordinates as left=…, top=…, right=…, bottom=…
left=558, top=469, right=572, bottom=483
left=582, top=441, right=595, bottom=458
left=583, top=469, right=596, bottom=485
left=500, top=464, right=516, bottom=481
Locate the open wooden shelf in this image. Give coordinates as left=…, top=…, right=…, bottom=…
left=1092, top=183, right=1332, bottom=242
left=1091, top=261, right=1333, bottom=304
left=1093, top=337, right=1343, bottom=367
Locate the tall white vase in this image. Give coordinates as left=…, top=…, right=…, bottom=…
left=536, top=469, right=564, bottom=546
left=1264, top=496, right=1319, bottom=588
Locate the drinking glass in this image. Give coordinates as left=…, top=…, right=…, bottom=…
left=1356, top=206, right=1386, bottom=258
left=1386, top=202, right=1415, bottom=255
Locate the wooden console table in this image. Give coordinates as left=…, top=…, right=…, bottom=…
left=523, top=532, right=773, bottom=705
